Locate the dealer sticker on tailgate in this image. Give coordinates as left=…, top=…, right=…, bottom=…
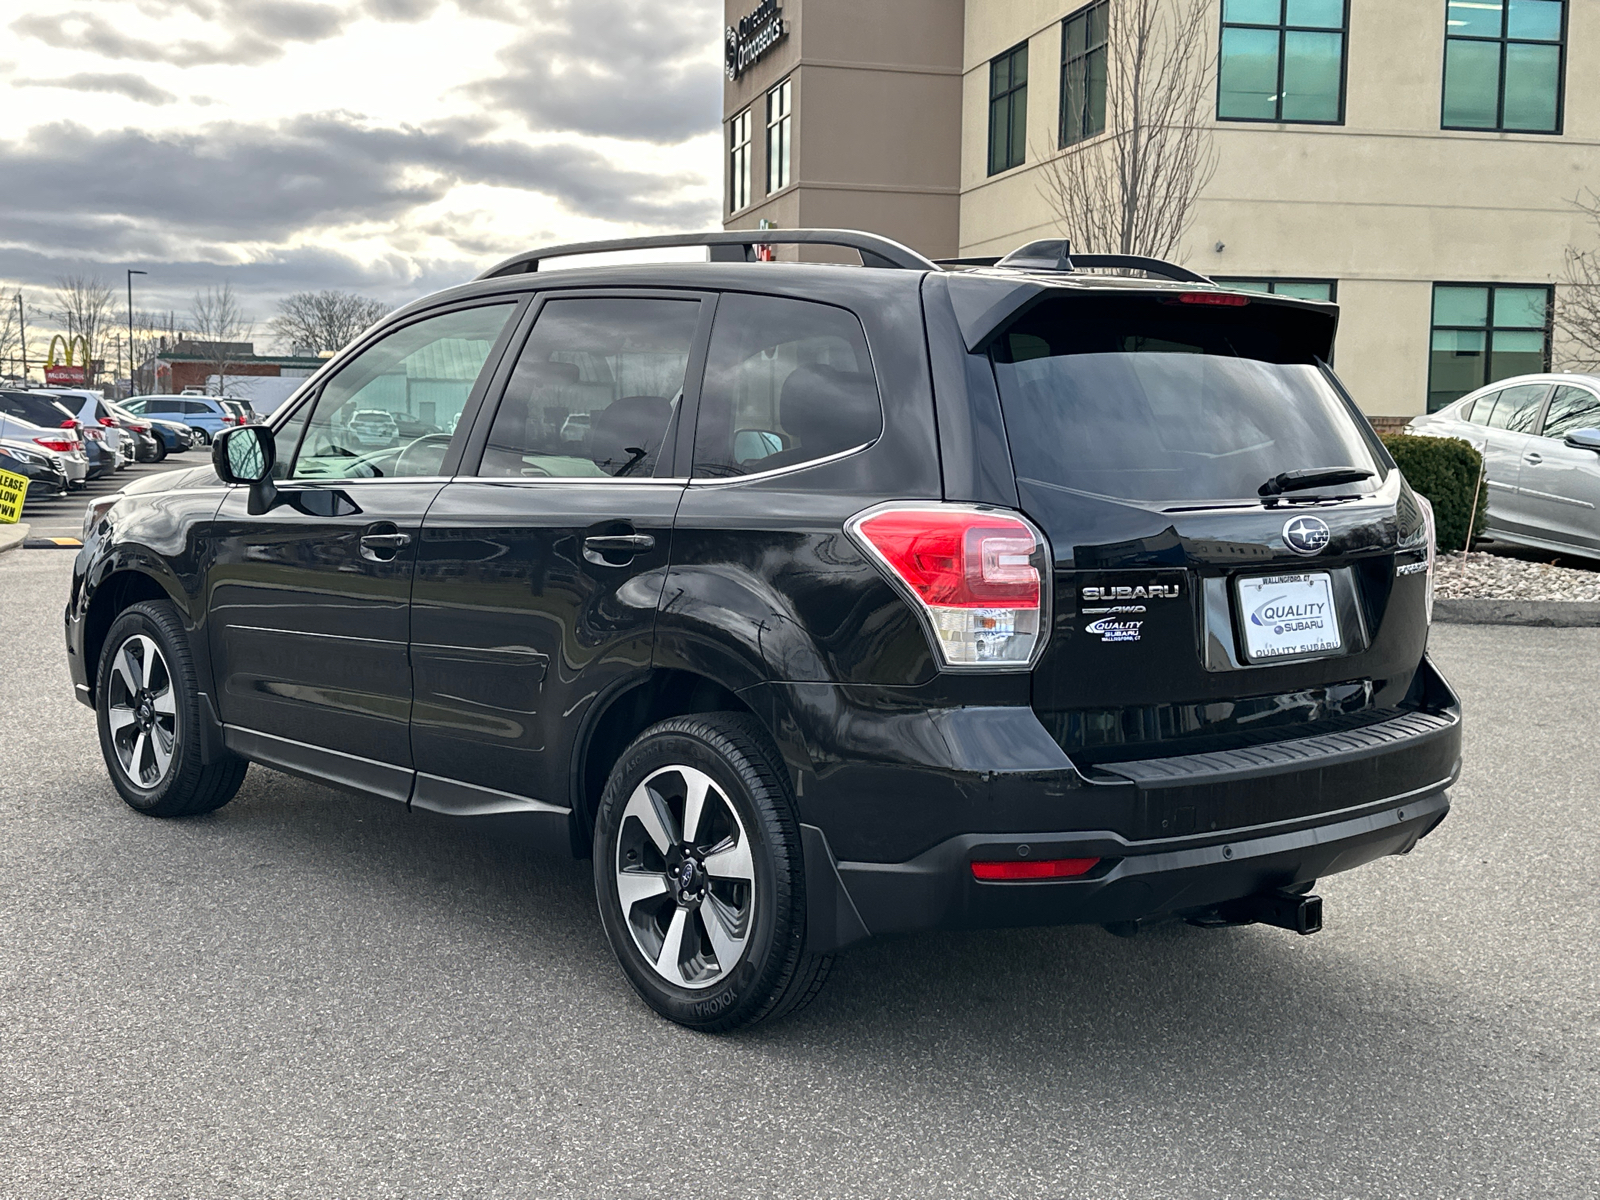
left=1236, top=572, right=1341, bottom=661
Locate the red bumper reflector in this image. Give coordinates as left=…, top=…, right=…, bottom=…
left=971, top=857, right=1099, bottom=881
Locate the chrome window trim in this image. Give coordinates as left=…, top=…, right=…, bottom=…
left=687, top=439, right=875, bottom=486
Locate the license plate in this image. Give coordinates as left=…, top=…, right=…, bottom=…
left=1236, top=572, right=1341, bottom=662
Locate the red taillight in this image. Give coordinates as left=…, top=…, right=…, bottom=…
left=99, top=416, right=119, bottom=427
left=35, top=437, right=78, bottom=452
left=60, top=418, right=80, bottom=429
left=1174, top=292, right=1251, bottom=307
left=846, top=504, right=1045, bottom=668
left=971, top=858, right=1099, bottom=881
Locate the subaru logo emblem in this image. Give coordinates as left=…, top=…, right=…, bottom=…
left=1282, top=515, right=1331, bottom=556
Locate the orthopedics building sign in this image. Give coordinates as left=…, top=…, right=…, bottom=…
left=725, top=0, right=785, bottom=80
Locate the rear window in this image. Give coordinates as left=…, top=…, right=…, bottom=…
left=989, top=296, right=1381, bottom=504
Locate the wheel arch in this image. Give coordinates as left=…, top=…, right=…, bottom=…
left=82, top=569, right=180, bottom=702
left=568, top=666, right=813, bottom=859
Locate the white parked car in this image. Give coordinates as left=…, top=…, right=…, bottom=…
left=1405, top=372, right=1600, bottom=560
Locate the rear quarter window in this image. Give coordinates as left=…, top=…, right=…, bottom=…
left=691, top=293, right=881, bottom=478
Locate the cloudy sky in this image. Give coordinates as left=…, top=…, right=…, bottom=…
left=0, top=0, right=724, bottom=344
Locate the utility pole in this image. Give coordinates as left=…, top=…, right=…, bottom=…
left=127, top=268, right=147, bottom=397
left=15, top=291, right=26, bottom=384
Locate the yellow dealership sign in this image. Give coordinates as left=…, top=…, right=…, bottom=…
left=0, top=468, right=29, bottom=523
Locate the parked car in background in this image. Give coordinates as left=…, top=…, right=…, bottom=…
left=0, top=390, right=113, bottom=480
left=105, top=401, right=166, bottom=462
left=347, top=409, right=399, bottom=446
left=221, top=399, right=257, bottom=424
left=0, top=404, right=88, bottom=487
left=0, top=439, right=70, bottom=496
left=1405, top=372, right=1600, bottom=560
left=124, top=395, right=239, bottom=443
left=44, top=390, right=137, bottom=470
left=136, top=411, right=199, bottom=455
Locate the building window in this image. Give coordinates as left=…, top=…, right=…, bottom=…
left=1442, top=0, right=1565, bottom=132
left=1213, top=277, right=1337, bottom=301
left=1218, top=0, right=1348, bottom=124
left=766, top=78, right=792, bottom=194
left=988, top=42, right=1029, bottom=176
left=729, top=109, right=752, bottom=213
left=1060, top=3, right=1108, bottom=148
left=1428, top=283, right=1551, bottom=411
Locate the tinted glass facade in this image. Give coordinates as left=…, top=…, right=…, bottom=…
left=1218, top=0, right=1347, bottom=123
left=1428, top=284, right=1551, bottom=411
left=988, top=42, right=1028, bottom=175
left=1060, top=2, right=1108, bottom=148
left=1442, top=0, right=1565, bottom=131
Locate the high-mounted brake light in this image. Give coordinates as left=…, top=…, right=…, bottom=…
left=972, top=858, right=1099, bottom=881
left=1174, top=292, right=1250, bottom=307
left=845, top=503, right=1048, bottom=669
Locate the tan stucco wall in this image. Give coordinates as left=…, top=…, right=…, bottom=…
left=957, top=0, right=1600, bottom=415
left=722, top=0, right=965, bottom=257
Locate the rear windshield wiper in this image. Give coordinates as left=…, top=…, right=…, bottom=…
left=1258, top=466, right=1374, bottom=497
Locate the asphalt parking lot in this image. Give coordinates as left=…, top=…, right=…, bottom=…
left=1, top=550, right=1596, bottom=1198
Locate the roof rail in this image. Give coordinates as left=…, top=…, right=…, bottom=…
left=937, top=239, right=1211, bottom=284
left=476, top=229, right=940, bottom=279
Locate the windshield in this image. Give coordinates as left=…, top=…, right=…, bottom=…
left=989, top=299, right=1382, bottom=504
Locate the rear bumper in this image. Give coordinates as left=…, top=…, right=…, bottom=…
left=794, top=658, right=1462, bottom=951
left=818, top=782, right=1449, bottom=945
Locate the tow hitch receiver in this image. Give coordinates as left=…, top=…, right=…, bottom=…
left=1201, top=888, right=1324, bottom=935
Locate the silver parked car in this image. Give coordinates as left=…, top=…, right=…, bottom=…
left=1406, top=373, right=1600, bottom=559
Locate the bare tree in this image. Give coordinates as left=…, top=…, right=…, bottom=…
left=53, top=273, right=115, bottom=379
left=1037, top=0, right=1218, bottom=260
left=269, top=290, right=389, bottom=356
left=0, top=291, right=22, bottom=378
left=188, top=283, right=254, bottom=395
left=1554, top=189, right=1600, bottom=372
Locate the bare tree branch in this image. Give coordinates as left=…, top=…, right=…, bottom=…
left=0, top=291, right=22, bottom=376
left=1554, top=189, right=1600, bottom=372
left=1036, top=0, right=1218, bottom=262
left=53, top=273, right=115, bottom=379
left=269, top=290, right=390, bottom=356
left=187, top=283, right=254, bottom=396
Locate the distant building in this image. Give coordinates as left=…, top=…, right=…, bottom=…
left=722, top=0, right=1596, bottom=417
left=143, top=340, right=323, bottom=395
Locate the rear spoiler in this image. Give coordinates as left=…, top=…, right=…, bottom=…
left=935, top=273, right=1339, bottom=355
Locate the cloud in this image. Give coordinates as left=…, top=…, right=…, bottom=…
left=11, top=2, right=349, bottom=67
left=469, top=0, right=723, bottom=143
left=20, top=72, right=178, bottom=105
left=0, top=114, right=716, bottom=253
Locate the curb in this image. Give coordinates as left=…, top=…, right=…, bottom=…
left=1435, top=598, right=1600, bottom=627
left=0, top=523, right=30, bottom=555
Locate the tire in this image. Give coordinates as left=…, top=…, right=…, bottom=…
left=153, top=438, right=168, bottom=461
left=593, top=713, right=832, bottom=1031
left=96, top=600, right=248, bottom=818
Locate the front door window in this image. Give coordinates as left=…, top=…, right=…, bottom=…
left=291, top=303, right=517, bottom=480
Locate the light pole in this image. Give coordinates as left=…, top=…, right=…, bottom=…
left=126, top=269, right=147, bottom=397
left=15, top=291, right=26, bottom=384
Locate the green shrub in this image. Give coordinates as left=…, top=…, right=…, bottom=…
left=1380, top=433, right=1487, bottom=552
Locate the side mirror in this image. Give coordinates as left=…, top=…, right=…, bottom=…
left=212, top=424, right=279, bottom=514
left=1563, top=428, right=1600, bottom=453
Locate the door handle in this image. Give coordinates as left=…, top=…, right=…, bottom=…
left=359, top=530, right=412, bottom=561
left=583, top=533, right=656, bottom=564
left=1524, top=452, right=1543, bottom=464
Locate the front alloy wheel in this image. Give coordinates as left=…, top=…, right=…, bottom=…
left=615, top=765, right=756, bottom=989
left=105, top=633, right=178, bottom=790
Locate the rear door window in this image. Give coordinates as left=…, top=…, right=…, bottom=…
left=691, top=293, right=881, bottom=478
left=988, top=296, right=1379, bottom=503
left=1542, top=385, right=1600, bottom=439
left=1482, top=383, right=1548, bottom=432
left=478, top=297, right=700, bottom=479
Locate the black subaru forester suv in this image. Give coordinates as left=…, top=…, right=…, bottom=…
left=68, top=230, right=1459, bottom=1030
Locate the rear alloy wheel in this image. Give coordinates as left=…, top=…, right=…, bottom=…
left=594, top=713, right=832, bottom=1031
left=97, top=601, right=248, bottom=817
